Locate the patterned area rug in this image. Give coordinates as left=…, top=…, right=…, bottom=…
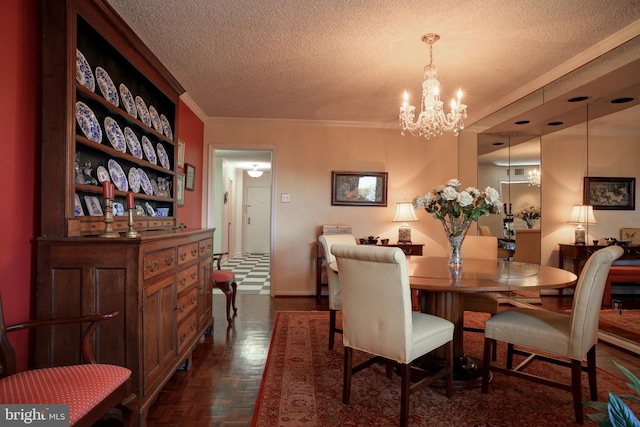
left=596, top=310, right=640, bottom=343
left=252, top=311, right=633, bottom=427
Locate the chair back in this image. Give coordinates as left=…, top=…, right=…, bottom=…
left=514, top=229, right=541, bottom=264
left=569, top=245, right=623, bottom=358
left=478, top=225, right=493, bottom=236
left=0, top=293, right=17, bottom=377
left=318, top=234, right=357, bottom=309
left=462, top=236, right=498, bottom=261
left=331, top=245, right=412, bottom=363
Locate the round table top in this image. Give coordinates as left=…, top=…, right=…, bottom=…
left=407, top=257, right=577, bottom=293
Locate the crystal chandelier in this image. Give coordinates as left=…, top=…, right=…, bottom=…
left=399, top=33, right=467, bottom=139
left=528, top=168, right=541, bottom=186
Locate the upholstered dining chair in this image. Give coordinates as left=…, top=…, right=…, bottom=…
left=211, top=252, right=238, bottom=324
left=481, top=245, right=623, bottom=424
left=331, top=245, right=454, bottom=427
left=461, top=235, right=500, bottom=359
left=0, top=293, right=138, bottom=427
left=318, top=233, right=357, bottom=350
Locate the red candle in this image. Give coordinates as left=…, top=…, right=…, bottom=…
left=102, top=181, right=112, bottom=199
left=127, top=192, right=135, bottom=209
left=110, top=183, right=115, bottom=199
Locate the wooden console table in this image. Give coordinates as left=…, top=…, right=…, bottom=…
left=316, top=242, right=424, bottom=301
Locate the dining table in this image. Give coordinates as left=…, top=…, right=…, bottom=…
left=407, top=257, right=578, bottom=389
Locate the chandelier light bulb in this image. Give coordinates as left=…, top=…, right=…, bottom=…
left=399, top=33, right=468, bottom=140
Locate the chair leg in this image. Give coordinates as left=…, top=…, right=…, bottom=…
left=231, top=281, right=238, bottom=314
left=118, top=392, right=138, bottom=427
left=399, top=363, right=411, bottom=427
left=506, top=343, right=514, bottom=369
left=587, top=345, right=598, bottom=401
left=220, top=283, right=233, bottom=324
left=571, top=359, right=584, bottom=424
left=481, top=337, right=492, bottom=394
left=329, top=309, right=336, bottom=350
left=491, top=338, right=497, bottom=361
left=343, top=347, right=353, bottom=404
left=444, top=340, right=453, bottom=398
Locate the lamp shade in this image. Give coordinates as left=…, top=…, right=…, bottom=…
left=568, top=205, right=597, bottom=224
left=393, top=202, right=418, bottom=222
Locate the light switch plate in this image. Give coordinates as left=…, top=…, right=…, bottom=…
left=281, top=193, right=291, bottom=203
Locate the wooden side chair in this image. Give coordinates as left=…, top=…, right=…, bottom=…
left=481, top=245, right=623, bottom=424
left=0, top=293, right=137, bottom=427
left=332, top=245, right=454, bottom=427
left=212, top=252, right=238, bottom=324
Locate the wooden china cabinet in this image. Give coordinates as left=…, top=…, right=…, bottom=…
left=36, top=1, right=214, bottom=425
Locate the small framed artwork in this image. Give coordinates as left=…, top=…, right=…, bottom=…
left=177, top=139, right=185, bottom=168
left=331, top=171, right=388, bottom=207
left=584, top=177, right=635, bottom=210
left=176, top=173, right=185, bottom=206
left=185, top=163, right=195, bottom=191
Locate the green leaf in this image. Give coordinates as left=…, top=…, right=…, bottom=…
left=608, top=393, right=640, bottom=427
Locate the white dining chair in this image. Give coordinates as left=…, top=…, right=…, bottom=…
left=481, top=245, right=623, bottom=424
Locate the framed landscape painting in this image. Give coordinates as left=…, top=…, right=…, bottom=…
left=583, top=177, right=635, bottom=210
left=331, top=171, right=388, bottom=207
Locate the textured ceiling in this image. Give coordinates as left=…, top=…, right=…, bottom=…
left=107, top=0, right=640, bottom=127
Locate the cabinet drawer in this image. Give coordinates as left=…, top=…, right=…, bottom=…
left=177, top=311, right=197, bottom=353
left=199, top=238, right=213, bottom=257
left=175, top=287, right=197, bottom=323
left=144, top=248, right=177, bottom=279
left=177, top=242, right=199, bottom=265
left=176, top=264, right=198, bottom=293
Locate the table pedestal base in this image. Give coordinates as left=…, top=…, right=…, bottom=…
left=413, top=352, right=489, bottom=390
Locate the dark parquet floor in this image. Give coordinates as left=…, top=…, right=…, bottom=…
left=136, top=293, right=640, bottom=427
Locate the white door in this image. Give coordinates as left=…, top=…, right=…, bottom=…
left=246, top=186, right=271, bottom=253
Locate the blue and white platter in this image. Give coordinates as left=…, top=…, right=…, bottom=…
left=75, top=49, right=95, bottom=92
left=156, top=143, right=170, bottom=169
left=141, top=136, right=157, bottom=164
left=104, top=117, right=127, bottom=152
left=96, top=165, right=110, bottom=183
left=74, top=193, right=85, bottom=216
left=108, top=159, right=128, bottom=192
left=138, top=168, right=153, bottom=196
left=95, top=67, right=119, bottom=107
left=160, top=114, right=173, bottom=140
left=75, top=101, right=102, bottom=143
left=135, top=96, right=151, bottom=127
left=148, top=105, right=163, bottom=134
left=84, top=195, right=103, bottom=216
left=124, top=127, right=143, bottom=159
left=128, top=167, right=141, bottom=193
left=119, top=83, right=137, bottom=119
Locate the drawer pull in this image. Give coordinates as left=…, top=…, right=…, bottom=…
left=180, top=333, right=186, bottom=343
left=180, top=253, right=187, bottom=260
left=190, top=296, right=197, bottom=304
left=191, top=249, right=198, bottom=256
left=165, top=256, right=174, bottom=265
left=191, top=273, right=197, bottom=279
left=174, top=304, right=185, bottom=312
left=147, top=261, right=158, bottom=272
left=180, top=278, right=186, bottom=285
left=191, top=323, right=196, bottom=330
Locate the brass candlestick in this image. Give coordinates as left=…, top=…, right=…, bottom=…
left=123, top=208, right=140, bottom=238
left=98, top=198, right=120, bottom=238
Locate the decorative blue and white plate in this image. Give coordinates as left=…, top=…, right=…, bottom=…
left=148, top=105, right=163, bottom=134
left=104, top=117, right=127, bottom=152
left=108, top=159, right=128, bottom=192
left=124, top=127, right=143, bottom=159
left=135, top=96, right=151, bottom=127
left=145, top=202, right=156, bottom=217
left=156, top=143, right=170, bottom=169
left=128, top=167, right=141, bottom=193
left=96, top=165, right=110, bottom=183
left=95, top=67, right=119, bottom=107
left=138, top=168, right=153, bottom=196
left=160, top=114, right=173, bottom=140
left=141, top=136, right=157, bottom=164
left=75, top=101, right=102, bottom=143
left=74, top=193, right=85, bottom=216
left=75, top=49, right=95, bottom=92
left=119, top=83, right=137, bottom=119
left=84, top=195, right=103, bottom=216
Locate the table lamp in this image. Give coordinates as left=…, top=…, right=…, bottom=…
left=393, top=202, right=418, bottom=243
left=568, top=205, right=597, bottom=245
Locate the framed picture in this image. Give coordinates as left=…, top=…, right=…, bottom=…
left=331, top=171, right=388, bottom=207
left=177, top=139, right=185, bottom=168
left=176, top=173, right=185, bottom=206
left=185, top=163, right=195, bottom=191
left=583, top=177, right=635, bottom=210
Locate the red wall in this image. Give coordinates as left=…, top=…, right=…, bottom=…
left=1, top=0, right=41, bottom=371
left=176, top=99, right=204, bottom=228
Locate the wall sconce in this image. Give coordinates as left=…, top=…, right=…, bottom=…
left=568, top=205, right=597, bottom=245
left=393, top=202, right=418, bottom=243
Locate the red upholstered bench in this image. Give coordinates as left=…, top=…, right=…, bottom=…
left=603, top=265, right=640, bottom=306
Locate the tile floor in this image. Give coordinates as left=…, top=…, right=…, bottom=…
left=216, top=253, right=270, bottom=295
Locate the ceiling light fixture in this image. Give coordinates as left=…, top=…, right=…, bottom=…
left=247, top=164, right=263, bottom=178
left=399, top=33, right=467, bottom=140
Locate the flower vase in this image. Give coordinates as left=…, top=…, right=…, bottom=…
left=523, top=219, right=537, bottom=229
left=448, top=235, right=465, bottom=270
